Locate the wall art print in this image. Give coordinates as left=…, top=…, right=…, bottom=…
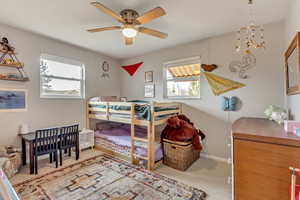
left=0, top=89, right=27, bottom=112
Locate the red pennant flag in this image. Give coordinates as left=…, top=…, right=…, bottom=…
left=122, top=62, right=143, bottom=76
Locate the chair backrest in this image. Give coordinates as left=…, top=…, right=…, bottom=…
left=60, top=124, right=79, bottom=149
left=34, top=127, right=59, bottom=155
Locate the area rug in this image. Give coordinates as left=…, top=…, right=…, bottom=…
left=14, top=154, right=207, bottom=200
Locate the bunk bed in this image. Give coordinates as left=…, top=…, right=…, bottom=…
left=86, top=98, right=182, bottom=170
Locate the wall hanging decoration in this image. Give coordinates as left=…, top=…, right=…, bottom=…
left=144, top=84, right=155, bottom=98
left=229, top=52, right=256, bottom=79
left=122, top=62, right=143, bottom=76
left=203, top=71, right=246, bottom=96
left=201, top=64, right=218, bottom=72
left=285, top=32, right=300, bottom=95
left=145, top=71, right=153, bottom=82
left=0, top=89, right=27, bottom=112
left=235, top=0, right=266, bottom=54
left=0, top=37, right=29, bottom=82
left=220, top=96, right=239, bottom=111
left=101, top=61, right=110, bottom=78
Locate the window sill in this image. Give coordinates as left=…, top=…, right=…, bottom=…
left=164, top=96, right=201, bottom=100
left=40, top=95, right=84, bottom=99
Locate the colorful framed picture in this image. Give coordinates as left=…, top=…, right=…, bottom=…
left=144, top=84, right=155, bottom=98
left=0, top=89, right=27, bottom=112
left=145, top=71, right=153, bottom=83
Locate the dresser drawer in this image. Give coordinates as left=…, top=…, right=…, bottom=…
left=234, top=139, right=300, bottom=200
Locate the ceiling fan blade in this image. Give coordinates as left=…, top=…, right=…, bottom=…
left=125, top=37, right=134, bottom=45
left=87, top=26, right=121, bottom=33
left=91, top=2, right=125, bottom=23
left=139, top=27, right=168, bottom=39
left=136, top=7, right=166, bottom=24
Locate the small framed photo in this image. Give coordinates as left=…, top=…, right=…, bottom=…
left=0, top=89, right=27, bottom=112
left=145, top=71, right=153, bottom=83
left=144, top=84, right=155, bottom=98
left=120, top=97, right=127, bottom=102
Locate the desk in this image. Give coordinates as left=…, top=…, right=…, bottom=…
left=20, top=133, right=35, bottom=174
left=20, top=132, right=80, bottom=174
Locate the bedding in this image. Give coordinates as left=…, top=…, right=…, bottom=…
left=95, top=122, right=163, bottom=162
left=90, top=100, right=178, bottom=120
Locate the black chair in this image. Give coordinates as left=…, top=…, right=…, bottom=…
left=59, top=124, right=79, bottom=166
left=34, top=127, right=59, bottom=174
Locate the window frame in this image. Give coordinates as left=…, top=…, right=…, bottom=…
left=40, top=54, right=85, bottom=99
left=163, top=56, right=201, bottom=100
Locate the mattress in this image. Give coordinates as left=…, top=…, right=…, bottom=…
left=95, top=123, right=163, bottom=162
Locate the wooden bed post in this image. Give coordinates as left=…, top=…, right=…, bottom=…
left=147, top=123, right=152, bottom=170
left=86, top=99, right=90, bottom=129
left=149, top=102, right=156, bottom=170
left=130, top=103, right=137, bottom=165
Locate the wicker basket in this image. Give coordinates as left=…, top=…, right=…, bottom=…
left=163, top=139, right=200, bottom=171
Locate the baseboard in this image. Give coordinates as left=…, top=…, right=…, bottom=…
left=201, top=153, right=230, bottom=164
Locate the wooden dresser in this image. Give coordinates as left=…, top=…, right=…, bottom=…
left=232, top=117, right=300, bottom=200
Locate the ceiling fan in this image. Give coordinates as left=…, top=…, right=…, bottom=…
left=87, top=2, right=168, bottom=45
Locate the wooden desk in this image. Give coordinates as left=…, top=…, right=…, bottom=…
left=20, top=133, right=35, bottom=174
left=232, top=117, right=300, bottom=200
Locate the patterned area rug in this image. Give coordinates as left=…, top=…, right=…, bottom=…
left=14, top=155, right=206, bottom=200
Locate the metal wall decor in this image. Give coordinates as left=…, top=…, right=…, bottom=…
left=229, top=52, right=256, bottom=79
left=101, top=61, right=110, bottom=78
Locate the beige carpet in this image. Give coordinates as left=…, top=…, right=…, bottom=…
left=10, top=149, right=231, bottom=200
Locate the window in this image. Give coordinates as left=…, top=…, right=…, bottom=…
left=163, top=57, right=201, bottom=99
left=40, top=54, right=85, bottom=99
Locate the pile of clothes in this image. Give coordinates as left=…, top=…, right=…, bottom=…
left=161, top=114, right=205, bottom=151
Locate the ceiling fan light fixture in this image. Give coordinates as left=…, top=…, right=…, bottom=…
left=122, top=27, right=137, bottom=38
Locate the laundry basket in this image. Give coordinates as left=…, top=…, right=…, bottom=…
left=163, top=139, right=200, bottom=171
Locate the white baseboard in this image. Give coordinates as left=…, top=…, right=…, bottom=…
left=201, top=153, right=230, bottom=164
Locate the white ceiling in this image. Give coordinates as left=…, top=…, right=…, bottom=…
left=0, top=0, right=291, bottom=59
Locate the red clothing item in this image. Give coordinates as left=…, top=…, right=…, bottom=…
left=161, top=115, right=202, bottom=151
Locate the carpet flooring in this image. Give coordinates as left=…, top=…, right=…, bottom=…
left=13, top=154, right=207, bottom=200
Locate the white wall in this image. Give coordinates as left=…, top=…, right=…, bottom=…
left=0, top=23, right=121, bottom=146
left=284, top=0, right=300, bottom=121
left=120, top=22, right=285, bottom=159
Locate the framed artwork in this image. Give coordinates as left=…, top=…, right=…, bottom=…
left=145, top=71, right=153, bottom=83
left=120, top=97, right=127, bottom=102
left=144, top=84, right=155, bottom=98
left=101, top=61, right=110, bottom=78
left=0, top=89, right=27, bottom=112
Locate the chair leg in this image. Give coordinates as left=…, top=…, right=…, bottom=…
left=69, top=148, right=71, bottom=157
left=60, top=150, right=63, bottom=166
left=76, top=146, right=79, bottom=160
left=50, top=153, right=53, bottom=163
left=64, top=149, right=68, bottom=154
left=55, top=152, right=58, bottom=168
left=35, top=155, right=38, bottom=175
left=53, top=152, right=57, bottom=162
